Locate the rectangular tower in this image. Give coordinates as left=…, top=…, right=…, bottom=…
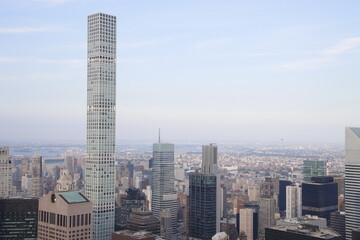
left=85, top=12, right=117, bottom=240
left=345, top=127, right=360, bottom=240
left=285, top=183, right=302, bottom=219
left=0, top=147, right=12, bottom=197
left=151, top=143, right=178, bottom=239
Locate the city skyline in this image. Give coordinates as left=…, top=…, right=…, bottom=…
left=1, top=1, right=360, bottom=143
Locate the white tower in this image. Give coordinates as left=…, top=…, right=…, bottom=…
left=345, top=127, right=360, bottom=239
left=85, top=12, right=117, bottom=240
left=286, top=183, right=302, bottom=219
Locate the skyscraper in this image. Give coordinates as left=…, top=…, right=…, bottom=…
left=0, top=147, right=12, bottom=197
left=151, top=143, right=177, bottom=239
left=345, top=127, right=360, bottom=240
left=30, top=153, right=42, bottom=197
left=302, top=176, right=337, bottom=222
left=285, top=183, right=302, bottom=219
left=189, top=144, right=221, bottom=240
left=85, top=12, right=117, bottom=240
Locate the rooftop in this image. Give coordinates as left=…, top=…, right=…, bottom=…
left=58, top=191, right=89, bottom=204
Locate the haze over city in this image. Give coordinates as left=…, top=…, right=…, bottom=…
left=1, top=0, right=360, bottom=143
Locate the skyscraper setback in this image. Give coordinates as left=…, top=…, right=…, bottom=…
left=85, top=12, right=117, bottom=240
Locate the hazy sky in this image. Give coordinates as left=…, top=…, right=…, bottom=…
left=1, top=0, right=360, bottom=143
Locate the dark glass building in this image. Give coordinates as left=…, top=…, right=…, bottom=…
left=115, top=188, right=146, bottom=230
left=302, top=176, right=338, bottom=221
left=265, top=224, right=342, bottom=240
left=278, top=180, right=292, bottom=212
left=330, top=211, right=345, bottom=239
left=0, top=198, right=38, bottom=239
left=189, top=172, right=217, bottom=240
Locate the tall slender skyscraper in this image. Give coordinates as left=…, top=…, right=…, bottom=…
left=85, top=12, right=116, bottom=240
left=345, top=127, right=360, bottom=240
left=151, top=143, right=178, bottom=239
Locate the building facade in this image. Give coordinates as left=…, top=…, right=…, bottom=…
left=0, top=147, right=12, bottom=197
left=37, top=191, right=93, bottom=240
left=85, top=12, right=117, bottom=240
left=188, top=144, right=221, bottom=240
left=286, top=183, right=302, bottom=219
left=0, top=198, right=38, bottom=239
left=302, top=176, right=337, bottom=222
left=151, top=143, right=177, bottom=239
left=239, top=208, right=259, bottom=240
left=303, top=160, right=327, bottom=182
left=345, top=127, right=360, bottom=240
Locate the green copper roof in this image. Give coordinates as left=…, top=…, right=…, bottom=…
left=58, top=191, right=89, bottom=204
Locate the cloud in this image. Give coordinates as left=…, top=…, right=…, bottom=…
left=0, top=57, right=84, bottom=65
left=274, top=57, right=334, bottom=71
left=272, top=36, right=360, bottom=71
left=118, top=37, right=175, bottom=48
left=0, top=27, right=52, bottom=33
left=323, top=37, right=360, bottom=55
left=193, top=38, right=235, bottom=50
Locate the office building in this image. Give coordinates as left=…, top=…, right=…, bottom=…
left=115, top=188, right=146, bottom=230
left=151, top=143, right=177, bottom=239
left=260, top=177, right=279, bottom=199
left=258, top=197, right=276, bottom=237
left=0, top=147, right=12, bottom=197
left=265, top=224, right=342, bottom=240
left=127, top=208, right=160, bottom=235
left=85, top=12, right=117, bottom=240
left=286, top=183, right=302, bottom=219
left=189, top=144, right=221, bottom=240
left=276, top=215, right=327, bottom=228
left=37, top=191, right=93, bottom=240
left=31, top=153, right=43, bottom=197
left=278, top=180, right=292, bottom=213
left=352, top=229, right=360, bottom=240
left=160, top=209, right=172, bottom=240
left=248, top=185, right=260, bottom=202
left=239, top=207, right=259, bottom=240
left=0, top=198, right=38, bottom=239
left=330, top=211, right=345, bottom=239
left=302, top=176, right=337, bottom=221
left=112, top=230, right=155, bottom=240
left=345, top=127, right=360, bottom=240
left=303, top=160, right=327, bottom=182
left=56, top=169, right=73, bottom=192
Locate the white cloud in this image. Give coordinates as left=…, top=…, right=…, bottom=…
left=274, top=57, right=334, bottom=71
left=0, top=27, right=51, bottom=33
left=324, top=37, right=360, bottom=55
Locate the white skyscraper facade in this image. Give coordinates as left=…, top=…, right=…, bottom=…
left=285, top=183, right=302, bottom=219
left=85, top=12, right=116, bottom=240
left=0, top=147, right=12, bottom=197
left=151, top=143, right=178, bottom=239
left=345, top=127, right=360, bottom=240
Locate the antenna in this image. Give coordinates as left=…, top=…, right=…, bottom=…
left=158, top=128, right=161, bottom=143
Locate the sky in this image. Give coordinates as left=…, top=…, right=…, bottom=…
left=1, top=0, right=360, bottom=144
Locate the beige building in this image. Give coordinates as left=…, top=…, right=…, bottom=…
left=38, top=191, right=92, bottom=240
left=0, top=147, right=12, bottom=197
left=248, top=185, right=260, bottom=202
left=239, top=208, right=256, bottom=240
